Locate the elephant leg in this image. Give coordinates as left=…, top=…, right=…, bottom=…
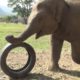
left=50, top=36, right=64, bottom=71
left=71, top=42, right=80, bottom=64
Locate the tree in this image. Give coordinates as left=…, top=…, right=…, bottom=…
left=8, top=0, right=33, bottom=24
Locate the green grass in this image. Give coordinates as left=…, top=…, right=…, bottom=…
left=0, top=22, right=51, bottom=52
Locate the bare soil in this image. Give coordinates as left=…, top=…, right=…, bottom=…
left=0, top=46, right=80, bottom=80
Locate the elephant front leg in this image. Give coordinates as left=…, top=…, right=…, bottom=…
left=71, top=42, right=80, bottom=64
left=50, top=36, right=64, bottom=71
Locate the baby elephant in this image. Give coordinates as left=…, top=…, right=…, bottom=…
left=6, top=0, right=80, bottom=71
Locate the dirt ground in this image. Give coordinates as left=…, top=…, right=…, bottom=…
left=0, top=44, right=80, bottom=80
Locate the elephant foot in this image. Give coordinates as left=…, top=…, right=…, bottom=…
left=49, top=65, right=62, bottom=72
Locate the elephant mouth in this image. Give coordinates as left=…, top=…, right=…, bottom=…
left=36, top=30, right=43, bottom=39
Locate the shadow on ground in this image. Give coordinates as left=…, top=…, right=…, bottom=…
left=60, top=69, right=80, bottom=77
left=9, top=69, right=80, bottom=80
left=9, top=73, right=55, bottom=80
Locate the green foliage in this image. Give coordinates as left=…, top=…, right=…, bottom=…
left=8, top=0, right=33, bottom=18
left=0, top=16, right=12, bottom=22
left=0, top=16, right=18, bottom=23
left=6, top=16, right=12, bottom=21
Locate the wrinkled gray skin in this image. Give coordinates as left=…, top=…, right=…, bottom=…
left=6, top=0, right=80, bottom=70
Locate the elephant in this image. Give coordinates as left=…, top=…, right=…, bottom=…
left=6, top=0, right=80, bottom=71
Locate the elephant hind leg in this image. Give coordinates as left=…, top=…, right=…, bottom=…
left=71, top=42, right=80, bottom=64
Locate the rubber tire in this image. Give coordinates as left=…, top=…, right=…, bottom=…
left=0, top=42, right=36, bottom=79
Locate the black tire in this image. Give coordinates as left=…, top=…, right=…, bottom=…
left=0, top=42, right=36, bottom=79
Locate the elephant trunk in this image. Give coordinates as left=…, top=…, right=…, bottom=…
left=6, top=13, right=41, bottom=44
left=6, top=22, right=39, bottom=44
left=18, top=22, right=40, bottom=42
left=18, top=27, right=35, bottom=41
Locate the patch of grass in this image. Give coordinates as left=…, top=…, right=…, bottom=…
left=26, top=35, right=51, bottom=52
left=0, top=22, right=51, bottom=52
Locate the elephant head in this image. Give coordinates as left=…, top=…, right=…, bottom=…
left=6, top=0, right=65, bottom=44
